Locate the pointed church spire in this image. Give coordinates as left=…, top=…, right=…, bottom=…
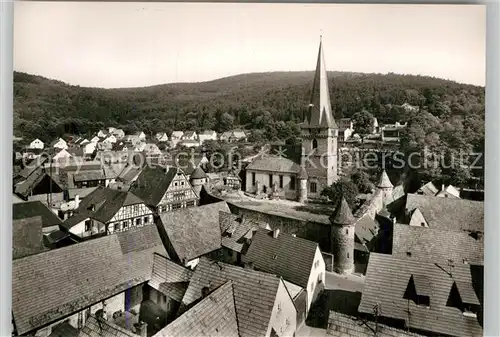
left=304, top=36, right=337, bottom=129
left=377, top=169, right=394, bottom=189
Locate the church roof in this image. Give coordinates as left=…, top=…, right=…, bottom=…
left=303, top=37, right=337, bottom=129
left=330, top=197, right=356, bottom=226
left=377, top=170, right=394, bottom=189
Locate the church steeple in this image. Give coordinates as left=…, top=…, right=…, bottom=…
left=304, top=36, right=337, bottom=129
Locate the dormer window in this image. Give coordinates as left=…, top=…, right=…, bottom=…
left=447, top=281, right=480, bottom=317
left=404, top=274, right=431, bottom=308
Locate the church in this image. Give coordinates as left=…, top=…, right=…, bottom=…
left=245, top=37, right=339, bottom=202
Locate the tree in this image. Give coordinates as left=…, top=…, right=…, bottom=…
left=321, top=178, right=359, bottom=209
left=351, top=110, right=375, bottom=142
left=218, top=113, right=235, bottom=133
left=350, top=170, right=374, bottom=194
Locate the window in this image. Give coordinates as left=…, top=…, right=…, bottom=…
left=144, top=216, right=149, bottom=224
left=181, top=181, right=184, bottom=186
left=135, top=218, right=141, bottom=226
left=347, top=252, right=350, bottom=259
left=114, top=223, right=120, bottom=232
left=310, top=182, right=317, bottom=193
left=174, top=182, right=178, bottom=186
left=252, top=172, right=256, bottom=186
left=407, top=252, right=412, bottom=257
left=279, top=175, right=283, bottom=189
left=133, top=205, right=139, bottom=213
left=122, top=221, right=128, bottom=229
left=172, top=203, right=181, bottom=210
left=84, top=220, right=92, bottom=232
left=269, top=174, right=273, bottom=186
left=346, top=228, right=349, bottom=234
left=421, top=222, right=425, bottom=227
left=312, top=139, right=318, bottom=149
left=318, top=273, right=323, bottom=283
left=290, top=176, right=296, bottom=190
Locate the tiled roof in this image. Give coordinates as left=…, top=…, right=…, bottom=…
left=64, top=186, right=149, bottom=226
left=243, top=228, right=319, bottom=288
left=67, top=187, right=98, bottom=200
left=355, top=214, right=379, bottom=250
left=155, top=281, right=239, bottom=337
left=13, top=201, right=63, bottom=228
left=330, top=197, right=356, bottom=226
left=79, top=315, right=139, bottom=337
left=13, top=216, right=48, bottom=260
left=158, top=201, right=230, bottom=262
left=326, top=311, right=425, bottom=337
left=417, top=182, right=439, bottom=196
left=191, top=166, right=208, bottom=179
left=129, top=166, right=178, bottom=207
left=12, top=225, right=167, bottom=336
left=392, top=224, right=484, bottom=264
left=48, top=321, right=79, bottom=337
left=220, top=212, right=270, bottom=253
left=118, top=164, right=143, bottom=183
left=181, top=257, right=282, bottom=337
left=148, top=253, right=193, bottom=301
left=73, top=169, right=106, bottom=182
left=359, top=253, right=483, bottom=337
left=184, top=131, right=196, bottom=137
left=104, top=163, right=128, bottom=179
left=246, top=155, right=301, bottom=173
left=14, top=167, right=48, bottom=198
left=405, top=194, right=483, bottom=233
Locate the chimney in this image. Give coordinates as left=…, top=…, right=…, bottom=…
left=134, top=321, right=147, bottom=337
left=201, top=286, right=210, bottom=298
left=272, top=229, right=280, bottom=238
left=442, top=184, right=445, bottom=192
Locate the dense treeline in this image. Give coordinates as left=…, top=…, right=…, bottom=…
left=14, top=70, right=485, bottom=187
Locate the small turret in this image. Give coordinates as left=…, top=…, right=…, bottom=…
left=377, top=169, right=394, bottom=205
left=297, top=165, right=308, bottom=203
left=329, top=197, right=356, bottom=274
left=190, top=166, right=208, bottom=197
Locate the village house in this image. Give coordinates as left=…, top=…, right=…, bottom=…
left=90, top=135, right=100, bottom=143
left=144, top=143, right=163, bottom=157
left=336, top=118, right=355, bottom=142
left=182, top=131, right=198, bottom=141
left=178, top=139, right=200, bottom=148
left=392, top=223, right=484, bottom=265
left=153, top=280, right=239, bottom=337
left=11, top=225, right=167, bottom=337
left=358, top=253, right=483, bottom=337
left=198, top=130, right=217, bottom=144
left=109, top=127, right=126, bottom=139
left=13, top=159, right=64, bottom=201
left=155, top=132, right=169, bottom=142
left=97, top=129, right=109, bottom=138
left=143, top=253, right=194, bottom=334
left=73, top=137, right=90, bottom=147
left=242, top=228, right=326, bottom=319
left=219, top=211, right=271, bottom=265
left=113, top=141, right=129, bottom=152
left=61, top=186, right=154, bottom=238
left=381, top=121, right=407, bottom=142
left=67, top=168, right=107, bottom=189
left=103, top=134, right=118, bottom=144
left=156, top=201, right=231, bottom=269
left=51, top=138, right=68, bottom=150
left=417, top=181, right=461, bottom=199
left=171, top=131, right=184, bottom=140
left=52, top=148, right=73, bottom=162
left=178, top=257, right=297, bottom=337
left=402, top=193, right=484, bottom=234
left=218, top=131, right=233, bottom=142
left=29, top=138, right=45, bottom=150
left=130, top=166, right=200, bottom=214
left=13, top=200, right=63, bottom=233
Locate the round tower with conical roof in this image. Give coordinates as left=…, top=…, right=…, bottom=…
left=297, top=165, right=308, bottom=203
left=377, top=169, right=394, bottom=204
left=329, top=197, right=356, bottom=274
left=190, top=166, right=208, bottom=198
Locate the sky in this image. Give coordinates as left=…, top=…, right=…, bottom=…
left=14, top=2, right=486, bottom=88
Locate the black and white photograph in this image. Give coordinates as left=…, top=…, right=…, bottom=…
left=11, top=2, right=486, bottom=337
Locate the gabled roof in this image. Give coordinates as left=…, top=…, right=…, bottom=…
left=181, top=257, right=283, bottom=337
left=405, top=194, right=483, bottom=233
left=326, top=311, right=425, bottom=337
left=12, top=225, right=167, bottom=336
left=148, top=253, right=193, bottom=302
left=417, top=182, right=439, bottom=196
left=158, top=201, right=230, bottom=262
left=392, top=224, right=484, bottom=264
left=184, top=131, right=196, bottom=137
left=242, top=228, right=319, bottom=288
left=67, top=187, right=98, bottom=200
left=129, top=166, right=179, bottom=207
left=354, top=214, right=379, bottom=251
left=13, top=201, right=63, bottom=228
left=246, top=155, right=301, bottom=174
left=13, top=216, right=48, bottom=260
left=303, top=38, right=337, bottom=129
left=330, top=197, right=356, bottom=226
left=63, top=186, right=148, bottom=227
left=220, top=212, right=270, bottom=253
left=154, top=281, right=239, bottom=337
left=359, top=253, right=483, bottom=337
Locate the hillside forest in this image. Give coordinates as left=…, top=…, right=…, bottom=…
left=13, top=70, right=485, bottom=188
